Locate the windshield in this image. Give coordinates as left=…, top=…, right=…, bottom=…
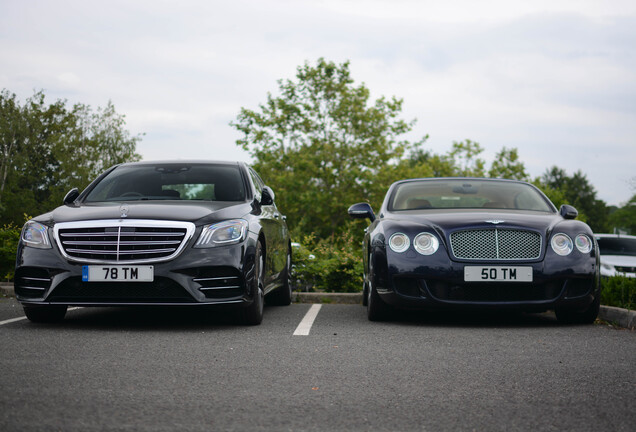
left=84, top=163, right=247, bottom=202
left=389, top=179, right=554, bottom=212
left=596, top=237, right=636, bottom=257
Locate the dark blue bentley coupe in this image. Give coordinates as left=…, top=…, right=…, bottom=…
left=348, top=178, right=600, bottom=324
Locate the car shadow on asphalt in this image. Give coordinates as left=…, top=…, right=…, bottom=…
left=383, top=308, right=565, bottom=328
left=53, top=305, right=270, bottom=331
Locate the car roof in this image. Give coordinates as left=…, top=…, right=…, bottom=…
left=117, top=160, right=244, bottom=167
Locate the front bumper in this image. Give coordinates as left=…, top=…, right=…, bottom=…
left=15, top=241, right=258, bottom=307
left=374, top=251, right=600, bottom=312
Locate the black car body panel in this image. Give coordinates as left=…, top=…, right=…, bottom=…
left=349, top=178, right=601, bottom=323
left=15, top=161, right=292, bottom=323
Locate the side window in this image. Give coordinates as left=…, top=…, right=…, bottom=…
left=248, top=168, right=264, bottom=200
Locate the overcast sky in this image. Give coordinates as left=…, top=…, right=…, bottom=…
left=1, top=0, right=634, bottom=205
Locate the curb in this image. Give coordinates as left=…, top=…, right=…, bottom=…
left=2, top=283, right=633, bottom=329
left=292, top=292, right=362, bottom=304
left=598, top=305, right=636, bottom=330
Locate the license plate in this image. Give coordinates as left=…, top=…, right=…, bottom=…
left=82, top=265, right=154, bottom=282
left=464, top=266, right=532, bottom=282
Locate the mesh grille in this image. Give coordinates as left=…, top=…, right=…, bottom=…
left=450, top=229, right=541, bottom=260
left=55, top=221, right=194, bottom=263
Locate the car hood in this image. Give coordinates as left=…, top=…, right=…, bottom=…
left=599, top=255, right=636, bottom=266
left=383, top=209, right=562, bottom=233
left=36, top=201, right=253, bottom=226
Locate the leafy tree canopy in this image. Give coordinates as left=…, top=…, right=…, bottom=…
left=0, top=89, right=142, bottom=225
left=232, top=58, right=423, bottom=238
left=233, top=59, right=621, bottom=240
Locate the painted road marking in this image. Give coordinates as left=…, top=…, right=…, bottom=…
left=0, top=307, right=82, bottom=326
left=293, top=304, right=322, bottom=336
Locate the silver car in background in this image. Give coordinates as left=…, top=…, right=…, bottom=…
left=595, top=234, right=636, bottom=278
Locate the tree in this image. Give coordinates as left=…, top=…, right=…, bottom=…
left=539, top=166, right=609, bottom=232
left=0, top=89, right=142, bottom=225
left=608, top=194, right=636, bottom=234
left=447, top=140, right=486, bottom=177
left=231, top=58, right=423, bottom=239
left=488, top=147, right=529, bottom=181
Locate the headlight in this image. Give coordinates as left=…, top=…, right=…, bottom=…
left=21, top=221, right=52, bottom=249
left=574, top=234, right=593, bottom=253
left=388, top=233, right=410, bottom=253
left=550, top=233, right=573, bottom=256
left=414, top=233, right=439, bottom=255
left=195, top=219, right=248, bottom=247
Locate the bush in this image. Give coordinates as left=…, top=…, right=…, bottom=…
left=0, top=223, right=21, bottom=281
left=291, top=233, right=363, bottom=293
left=601, top=276, right=636, bottom=310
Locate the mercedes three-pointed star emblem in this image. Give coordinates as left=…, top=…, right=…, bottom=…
left=119, top=204, right=129, bottom=218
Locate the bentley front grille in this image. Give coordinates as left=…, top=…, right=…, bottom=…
left=54, top=220, right=195, bottom=264
left=450, top=228, right=542, bottom=260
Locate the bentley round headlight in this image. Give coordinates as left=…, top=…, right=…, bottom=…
left=551, top=233, right=573, bottom=256
left=388, top=233, right=410, bottom=253
left=575, top=234, right=593, bottom=253
left=414, top=233, right=439, bottom=255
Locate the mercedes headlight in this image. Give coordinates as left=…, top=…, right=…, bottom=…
left=22, top=221, right=52, bottom=249
left=195, top=219, right=248, bottom=247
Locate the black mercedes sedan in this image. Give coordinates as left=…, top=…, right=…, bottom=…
left=15, top=161, right=292, bottom=325
left=348, top=178, right=600, bottom=324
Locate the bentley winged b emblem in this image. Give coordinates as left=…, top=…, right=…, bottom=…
left=485, top=219, right=505, bottom=224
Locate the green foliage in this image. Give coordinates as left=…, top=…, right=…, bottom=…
left=0, top=223, right=20, bottom=280
left=608, top=194, right=636, bottom=235
left=0, top=89, right=142, bottom=226
left=291, top=233, right=364, bottom=293
left=539, top=166, right=609, bottom=232
left=231, top=58, right=420, bottom=239
left=601, top=276, right=636, bottom=310
left=489, top=147, right=529, bottom=181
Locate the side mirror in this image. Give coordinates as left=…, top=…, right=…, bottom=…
left=63, top=188, right=80, bottom=205
left=559, top=204, right=578, bottom=220
left=261, top=186, right=275, bottom=206
left=348, top=202, right=375, bottom=222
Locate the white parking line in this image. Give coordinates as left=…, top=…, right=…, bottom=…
left=293, top=304, right=322, bottom=336
left=0, top=307, right=82, bottom=326
left=0, top=316, right=27, bottom=326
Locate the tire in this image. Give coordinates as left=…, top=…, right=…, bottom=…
left=366, top=255, right=392, bottom=321
left=555, top=294, right=600, bottom=325
left=23, top=305, right=67, bottom=323
left=362, top=282, right=369, bottom=306
left=241, top=241, right=264, bottom=325
left=266, top=246, right=292, bottom=306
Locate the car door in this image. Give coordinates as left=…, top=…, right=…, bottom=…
left=248, top=167, right=287, bottom=282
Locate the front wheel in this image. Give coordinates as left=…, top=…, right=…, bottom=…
left=241, top=242, right=265, bottom=325
left=367, top=285, right=393, bottom=321
left=555, top=294, right=600, bottom=325
left=23, top=305, right=67, bottom=323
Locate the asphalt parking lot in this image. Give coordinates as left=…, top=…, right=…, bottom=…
left=1, top=296, right=635, bottom=431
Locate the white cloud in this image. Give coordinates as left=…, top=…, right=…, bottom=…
left=0, top=0, right=634, bottom=205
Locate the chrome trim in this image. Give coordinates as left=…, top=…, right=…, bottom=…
left=199, top=286, right=241, bottom=291
left=449, top=227, right=543, bottom=261
left=53, top=219, right=196, bottom=264
left=193, top=276, right=240, bottom=282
